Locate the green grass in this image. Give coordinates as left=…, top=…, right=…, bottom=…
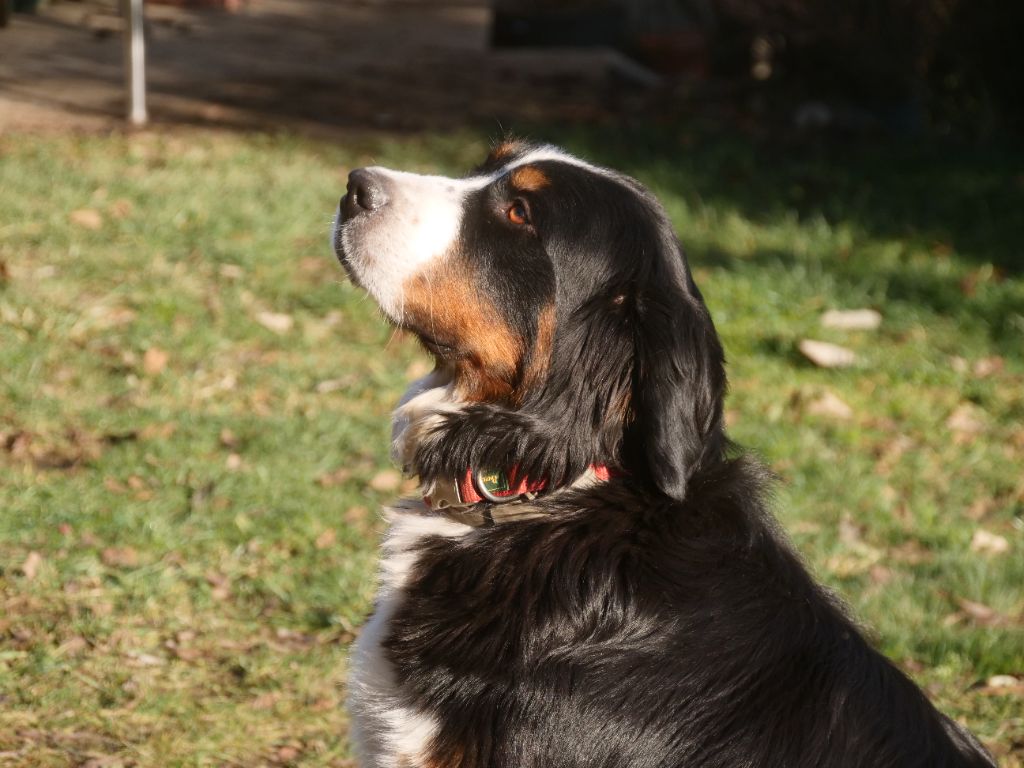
left=0, top=127, right=1022, bottom=766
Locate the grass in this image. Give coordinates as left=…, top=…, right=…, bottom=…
left=0, top=126, right=1021, bottom=766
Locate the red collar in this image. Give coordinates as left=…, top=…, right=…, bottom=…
left=424, top=464, right=611, bottom=509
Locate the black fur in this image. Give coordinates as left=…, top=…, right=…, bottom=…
left=354, top=146, right=995, bottom=767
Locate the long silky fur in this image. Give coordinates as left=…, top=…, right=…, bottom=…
left=342, top=144, right=995, bottom=768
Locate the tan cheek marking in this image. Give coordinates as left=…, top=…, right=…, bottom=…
left=509, top=165, right=549, bottom=192
left=402, top=261, right=523, bottom=403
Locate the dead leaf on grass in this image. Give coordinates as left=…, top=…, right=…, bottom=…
left=806, top=390, right=853, bottom=420
left=315, top=377, right=352, bottom=394
left=275, top=743, right=302, bottom=763
left=345, top=505, right=370, bottom=525
left=256, top=311, right=294, bottom=334
left=946, top=404, right=986, bottom=438
left=108, top=198, right=134, bottom=219
left=820, top=308, right=882, bottom=330
left=317, top=466, right=351, bottom=487
left=798, top=339, right=857, bottom=368
left=101, top=547, right=139, bottom=569
left=315, top=528, right=337, bottom=549
left=142, top=347, right=169, bottom=375
left=70, top=208, right=104, bottom=230
left=139, top=421, right=177, bottom=441
left=219, top=263, right=244, bottom=280
left=972, top=356, right=1004, bottom=378
left=20, top=551, right=43, bottom=580
left=205, top=571, right=231, bottom=601
left=970, top=529, right=1009, bottom=556
left=370, top=469, right=401, bottom=492
left=889, top=540, right=933, bottom=565
left=945, top=596, right=1017, bottom=628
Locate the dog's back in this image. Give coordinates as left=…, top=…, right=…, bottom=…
left=369, top=460, right=992, bottom=768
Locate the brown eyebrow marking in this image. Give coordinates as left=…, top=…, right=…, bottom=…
left=509, top=165, right=550, bottom=192
left=487, top=140, right=524, bottom=164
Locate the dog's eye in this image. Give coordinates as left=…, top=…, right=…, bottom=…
left=507, top=200, right=530, bottom=226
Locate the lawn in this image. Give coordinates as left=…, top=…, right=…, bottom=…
left=0, top=127, right=1021, bottom=766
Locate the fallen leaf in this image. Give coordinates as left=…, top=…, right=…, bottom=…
left=315, top=378, right=350, bottom=394
left=946, top=404, right=986, bottom=435
left=276, top=744, right=301, bottom=762
left=820, top=308, right=882, bottom=330
left=109, top=198, right=134, bottom=219
left=142, top=347, right=169, bottom=375
left=316, top=466, right=351, bottom=487
left=869, top=564, right=894, bottom=585
left=315, top=528, right=337, bottom=549
left=57, top=636, right=90, bottom=657
left=126, top=651, right=165, bottom=667
left=966, top=498, right=996, bottom=521
left=252, top=692, right=281, bottom=710
left=970, top=529, right=1009, bottom=555
left=838, top=517, right=864, bottom=545
left=806, top=390, right=853, bottom=420
left=972, top=356, right=1004, bottom=378
left=987, top=674, right=1020, bottom=688
left=205, top=571, right=231, bottom=601
left=140, top=422, right=177, bottom=441
left=256, top=311, right=294, bottom=334
left=219, top=263, right=244, bottom=280
left=954, top=597, right=1012, bottom=627
left=370, top=469, right=401, bottom=492
left=70, top=208, right=103, bottom=230
left=101, top=547, right=139, bottom=568
left=798, top=339, right=856, bottom=368
left=345, top=505, right=370, bottom=525
left=889, top=540, right=933, bottom=564
left=21, top=551, right=43, bottom=580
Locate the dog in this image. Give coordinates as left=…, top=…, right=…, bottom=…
left=331, top=141, right=995, bottom=768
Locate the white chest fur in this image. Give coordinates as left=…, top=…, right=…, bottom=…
left=347, top=506, right=471, bottom=768
left=348, top=372, right=470, bottom=768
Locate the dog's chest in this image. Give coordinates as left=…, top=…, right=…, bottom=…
left=347, top=507, right=470, bottom=768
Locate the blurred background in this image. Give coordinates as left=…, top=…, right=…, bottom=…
left=1, top=1, right=1022, bottom=765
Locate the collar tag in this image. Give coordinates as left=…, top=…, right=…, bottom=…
left=474, top=468, right=514, bottom=503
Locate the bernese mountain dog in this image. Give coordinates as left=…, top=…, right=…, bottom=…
left=331, top=141, right=995, bottom=768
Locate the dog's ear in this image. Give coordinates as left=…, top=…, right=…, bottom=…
left=627, top=254, right=727, bottom=501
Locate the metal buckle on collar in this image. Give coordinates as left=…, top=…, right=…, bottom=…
left=473, top=468, right=517, bottom=503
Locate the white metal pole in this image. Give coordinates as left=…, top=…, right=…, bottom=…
left=123, top=0, right=147, bottom=125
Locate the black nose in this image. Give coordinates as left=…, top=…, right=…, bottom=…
left=341, top=168, right=387, bottom=221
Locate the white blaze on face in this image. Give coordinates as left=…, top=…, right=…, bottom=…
left=336, top=168, right=490, bottom=321
left=333, top=146, right=610, bottom=322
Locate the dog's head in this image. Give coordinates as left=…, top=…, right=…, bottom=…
left=333, top=141, right=726, bottom=500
